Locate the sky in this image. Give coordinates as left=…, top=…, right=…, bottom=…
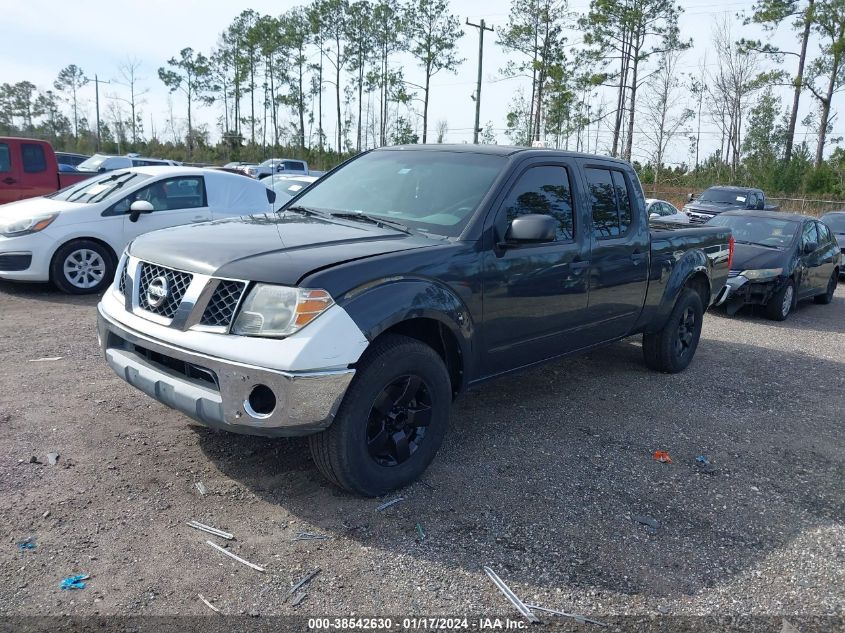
left=0, top=0, right=831, bottom=164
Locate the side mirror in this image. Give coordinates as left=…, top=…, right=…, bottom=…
left=502, top=214, right=557, bottom=246
left=128, top=200, right=154, bottom=223
left=687, top=193, right=695, bottom=202
left=98, top=167, right=107, bottom=173
left=804, top=241, right=818, bottom=254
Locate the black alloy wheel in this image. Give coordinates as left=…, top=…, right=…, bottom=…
left=366, top=375, right=432, bottom=467
left=675, top=305, right=697, bottom=360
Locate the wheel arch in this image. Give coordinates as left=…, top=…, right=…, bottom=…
left=339, top=278, right=474, bottom=395
left=644, top=249, right=712, bottom=334
left=50, top=236, right=119, bottom=271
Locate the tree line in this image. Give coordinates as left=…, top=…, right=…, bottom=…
left=2, top=0, right=845, bottom=196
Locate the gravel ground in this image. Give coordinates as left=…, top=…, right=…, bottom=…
left=0, top=279, right=843, bottom=628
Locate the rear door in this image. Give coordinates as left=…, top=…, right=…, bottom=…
left=581, top=164, right=650, bottom=343
left=0, top=140, right=21, bottom=204
left=797, top=221, right=822, bottom=296
left=482, top=159, right=590, bottom=375
left=815, top=221, right=839, bottom=286
left=117, top=176, right=211, bottom=249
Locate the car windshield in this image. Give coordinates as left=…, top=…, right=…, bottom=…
left=290, top=150, right=506, bottom=237
left=47, top=172, right=150, bottom=204
left=820, top=213, right=845, bottom=233
left=709, top=215, right=799, bottom=248
left=698, top=188, right=749, bottom=204
left=76, top=154, right=113, bottom=172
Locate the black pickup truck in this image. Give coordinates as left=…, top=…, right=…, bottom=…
left=684, top=186, right=778, bottom=223
left=97, top=146, right=732, bottom=495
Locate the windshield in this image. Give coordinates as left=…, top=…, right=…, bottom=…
left=47, top=172, right=150, bottom=204
left=290, top=150, right=506, bottom=236
left=698, top=188, right=749, bottom=204
left=76, top=154, right=113, bottom=172
left=820, top=213, right=845, bottom=233
left=709, top=215, right=799, bottom=248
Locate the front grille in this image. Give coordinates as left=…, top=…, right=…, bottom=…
left=118, top=261, right=128, bottom=295
left=728, top=270, right=740, bottom=278
left=138, top=262, right=192, bottom=319
left=200, top=280, right=246, bottom=327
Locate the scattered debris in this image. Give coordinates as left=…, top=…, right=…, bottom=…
left=292, top=532, right=331, bottom=541
left=375, top=497, right=404, bottom=512
left=652, top=450, right=672, bottom=464
left=28, top=456, right=40, bottom=464
left=206, top=540, right=265, bottom=573
left=42, top=511, right=50, bottom=519
left=526, top=603, right=608, bottom=627
left=47, top=452, right=60, bottom=466
left=291, top=592, right=307, bottom=606
left=18, top=538, right=35, bottom=550
left=288, top=568, right=321, bottom=597
left=695, top=455, right=718, bottom=475
left=60, top=574, right=89, bottom=590
left=483, top=566, right=540, bottom=624
left=28, top=357, right=63, bottom=362
left=194, top=482, right=208, bottom=496
left=657, top=605, right=670, bottom=614
left=187, top=520, right=234, bottom=540
left=198, top=593, right=221, bottom=614
left=695, top=455, right=710, bottom=466
left=415, top=523, right=426, bottom=540
left=634, top=515, right=660, bottom=530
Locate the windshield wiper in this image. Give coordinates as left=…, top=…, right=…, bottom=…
left=734, top=239, right=781, bottom=249
left=284, top=205, right=332, bottom=218
left=330, top=212, right=411, bottom=234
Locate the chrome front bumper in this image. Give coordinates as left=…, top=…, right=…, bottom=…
left=97, top=305, right=355, bottom=437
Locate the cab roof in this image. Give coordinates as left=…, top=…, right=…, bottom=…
left=720, top=209, right=812, bottom=222
left=381, top=143, right=632, bottom=166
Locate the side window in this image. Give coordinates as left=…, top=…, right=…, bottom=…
left=283, top=160, right=305, bottom=171
left=816, top=221, right=832, bottom=244
left=658, top=203, right=671, bottom=216
left=0, top=143, right=10, bottom=173
left=586, top=168, right=633, bottom=238
left=115, top=177, right=207, bottom=214
left=501, top=165, right=574, bottom=241
left=21, top=143, right=47, bottom=173
left=801, top=222, right=819, bottom=250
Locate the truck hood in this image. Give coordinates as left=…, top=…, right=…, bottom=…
left=684, top=201, right=741, bottom=215
left=127, top=212, right=436, bottom=285
left=731, top=243, right=789, bottom=273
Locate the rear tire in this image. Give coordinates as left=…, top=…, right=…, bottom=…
left=50, top=239, right=115, bottom=295
left=309, top=334, right=451, bottom=496
left=764, top=279, right=795, bottom=320
left=643, top=288, right=704, bottom=373
left=814, top=271, right=838, bottom=305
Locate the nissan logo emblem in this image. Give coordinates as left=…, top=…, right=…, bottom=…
left=146, top=276, right=169, bottom=308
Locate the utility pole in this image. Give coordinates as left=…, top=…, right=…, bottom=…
left=467, top=18, right=494, bottom=144
left=85, top=74, right=111, bottom=152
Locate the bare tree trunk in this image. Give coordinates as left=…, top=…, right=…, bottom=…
left=624, top=42, right=641, bottom=162
left=786, top=0, right=814, bottom=161
left=815, top=81, right=834, bottom=166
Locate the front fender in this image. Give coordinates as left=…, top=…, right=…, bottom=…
left=644, top=249, right=711, bottom=334
left=338, top=277, right=475, bottom=383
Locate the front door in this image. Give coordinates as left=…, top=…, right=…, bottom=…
left=0, top=141, right=20, bottom=204
left=117, top=176, right=211, bottom=252
left=581, top=165, right=650, bottom=343
left=797, top=221, right=823, bottom=297
left=482, top=161, right=590, bottom=375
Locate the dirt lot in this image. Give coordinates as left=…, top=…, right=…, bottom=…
left=0, top=279, right=843, bottom=626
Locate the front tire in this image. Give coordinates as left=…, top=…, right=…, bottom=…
left=643, top=288, right=704, bottom=373
left=50, top=240, right=115, bottom=295
left=309, top=334, right=451, bottom=496
left=814, top=271, right=838, bottom=304
left=764, top=279, right=795, bottom=320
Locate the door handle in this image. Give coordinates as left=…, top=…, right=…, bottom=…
left=2, top=177, right=15, bottom=185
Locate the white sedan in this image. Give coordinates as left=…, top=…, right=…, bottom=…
left=646, top=198, right=689, bottom=224
left=0, top=166, right=273, bottom=294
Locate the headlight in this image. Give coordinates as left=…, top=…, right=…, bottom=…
left=0, top=213, right=59, bottom=237
left=232, top=284, right=334, bottom=337
left=741, top=268, right=783, bottom=280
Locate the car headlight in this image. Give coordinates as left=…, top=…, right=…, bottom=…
left=232, top=284, right=334, bottom=337
left=741, top=268, right=783, bottom=280
left=0, top=213, right=59, bottom=237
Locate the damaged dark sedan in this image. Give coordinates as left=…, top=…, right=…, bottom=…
left=710, top=210, right=841, bottom=320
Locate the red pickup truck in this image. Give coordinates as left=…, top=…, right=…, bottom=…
left=0, top=137, right=92, bottom=205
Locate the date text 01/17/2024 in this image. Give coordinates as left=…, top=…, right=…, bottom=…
left=307, top=618, right=528, bottom=630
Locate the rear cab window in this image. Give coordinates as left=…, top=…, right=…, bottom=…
left=22, top=143, right=47, bottom=173
left=0, top=143, right=10, bottom=173
left=586, top=167, right=634, bottom=238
